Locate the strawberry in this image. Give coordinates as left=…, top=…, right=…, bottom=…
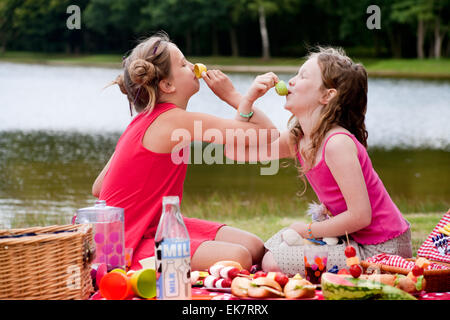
left=274, top=272, right=289, bottom=287
left=228, top=267, right=240, bottom=279
left=221, top=278, right=232, bottom=288
left=344, top=246, right=357, bottom=258
left=349, top=264, right=362, bottom=278
left=253, top=271, right=267, bottom=279
left=412, top=265, right=424, bottom=277
left=239, top=269, right=250, bottom=276
left=338, top=268, right=350, bottom=275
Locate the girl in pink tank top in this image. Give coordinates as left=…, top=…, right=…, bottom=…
left=92, top=32, right=280, bottom=271
left=241, top=47, right=412, bottom=275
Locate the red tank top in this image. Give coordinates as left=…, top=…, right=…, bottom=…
left=99, top=103, right=224, bottom=269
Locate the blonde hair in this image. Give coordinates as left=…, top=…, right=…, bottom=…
left=111, top=31, right=173, bottom=114
left=289, top=46, right=368, bottom=195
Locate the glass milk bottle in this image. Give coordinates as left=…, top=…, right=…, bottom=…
left=155, top=196, right=191, bottom=300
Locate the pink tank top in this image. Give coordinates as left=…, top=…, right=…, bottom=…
left=297, top=132, right=409, bottom=245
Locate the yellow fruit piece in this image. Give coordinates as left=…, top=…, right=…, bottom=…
left=415, top=257, right=430, bottom=269
left=194, top=63, right=207, bottom=78
left=346, top=256, right=360, bottom=267
left=198, top=271, right=209, bottom=278
left=439, top=228, right=450, bottom=236
left=293, top=273, right=303, bottom=280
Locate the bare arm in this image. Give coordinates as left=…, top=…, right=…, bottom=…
left=169, top=72, right=282, bottom=149
left=92, top=152, right=115, bottom=198
left=224, top=130, right=295, bottom=162
left=170, top=109, right=277, bottom=147
left=290, top=135, right=372, bottom=238
left=201, top=69, right=242, bottom=109
left=202, top=70, right=278, bottom=131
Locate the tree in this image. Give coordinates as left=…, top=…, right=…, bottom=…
left=246, top=0, right=275, bottom=60
left=391, top=0, right=435, bottom=58
left=432, top=0, right=449, bottom=58
left=84, top=0, right=146, bottom=53
left=139, top=0, right=209, bottom=55
left=226, top=0, right=248, bottom=57
left=0, top=0, right=23, bottom=53
left=247, top=0, right=299, bottom=60
left=391, top=0, right=449, bottom=59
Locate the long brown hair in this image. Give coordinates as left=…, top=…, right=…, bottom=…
left=289, top=47, right=368, bottom=195
left=109, top=31, right=173, bottom=114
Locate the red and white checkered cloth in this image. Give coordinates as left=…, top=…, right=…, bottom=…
left=366, top=253, right=449, bottom=271
left=417, top=211, right=450, bottom=264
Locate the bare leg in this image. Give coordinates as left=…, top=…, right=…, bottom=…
left=261, top=251, right=282, bottom=273
left=214, top=226, right=265, bottom=265
left=191, top=240, right=252, bottom=271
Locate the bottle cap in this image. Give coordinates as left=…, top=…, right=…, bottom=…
left=162, top=196, right=180, bottom=205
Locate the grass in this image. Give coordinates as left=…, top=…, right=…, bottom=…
left=181, top=194, right=445, bottom=256
left=8, top=193, right=445, bottom=257
left=1, top=51, right=450, bottom=79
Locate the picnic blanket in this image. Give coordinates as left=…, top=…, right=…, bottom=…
left=89, top=286, right=450, bottom=300
left=417, top=211, right=450, bottom=264
left=366, top=253, right=449, bottom=270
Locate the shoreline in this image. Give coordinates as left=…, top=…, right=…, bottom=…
left=1, top=58, right=450, bottom=80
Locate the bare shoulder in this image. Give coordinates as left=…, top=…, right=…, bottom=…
left=324, top=131, right=358, bottom=161
left=158, top=107, right=219, bottom=128
left=155, top=106, right=186, bottom=123
left=151, top=107, right=192, bottom=133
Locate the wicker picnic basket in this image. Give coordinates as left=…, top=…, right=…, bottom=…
left=361, top=258, right=450, bottom=292
left=0, top=224, right=95, bottom=300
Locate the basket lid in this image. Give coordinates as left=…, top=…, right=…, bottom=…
left=75, top=200, right=124, bottom=224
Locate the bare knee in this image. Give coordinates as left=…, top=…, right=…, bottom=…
left=246, top=234, right=265, bottom=264
left=215, top=226, right=265, bottom=264
left=191, top=241, right=253, bottom=271
left=229, top=244, right=253, bottom=270
left=261, top=251, right=281, bottom=273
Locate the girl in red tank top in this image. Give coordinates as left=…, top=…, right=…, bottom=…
left=92, top=31, right=279, bottom=271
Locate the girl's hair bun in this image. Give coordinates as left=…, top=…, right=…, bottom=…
left=128, top=58, right=156, bottom=85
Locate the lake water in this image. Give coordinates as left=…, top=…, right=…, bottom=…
left=0, top=62, right=449, bottom=228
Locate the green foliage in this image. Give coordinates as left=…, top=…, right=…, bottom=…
left=0, top=0, right=449, bottom=57
left=391, top=0, right=436, bottom=23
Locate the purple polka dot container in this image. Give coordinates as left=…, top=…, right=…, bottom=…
left=73, top=200, right=125, bottom=271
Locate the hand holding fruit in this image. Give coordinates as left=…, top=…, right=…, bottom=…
left=245, top=72, right=279, bottom=102
left=275, top=80, right=288, bottom=96
left=201, top=68, right=241, bottom=106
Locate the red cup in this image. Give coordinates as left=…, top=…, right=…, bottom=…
left=99, top=272, right=131, bottom=300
